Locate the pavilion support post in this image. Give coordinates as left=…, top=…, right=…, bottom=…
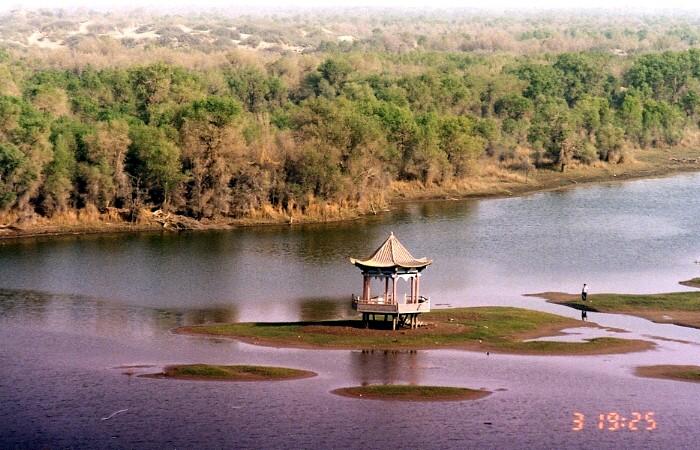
left=416, top=274, right=420, bottom=301
left=411, top=276, right=416, bottom=303
left=392, top=275, right=397, bottom=305
left=363, top=275, right=370, bottom=301
left=392, top=315, right=397, bottom=331
left=384, top=277, right=389, bottom=302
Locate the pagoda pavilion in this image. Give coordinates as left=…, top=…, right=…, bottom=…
left=350, top=232, right=432, bottom=330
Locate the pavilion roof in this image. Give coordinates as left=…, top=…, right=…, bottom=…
left=350, top=232, right=432, bottom=270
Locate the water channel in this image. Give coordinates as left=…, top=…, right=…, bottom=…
left=2, top=173, right=700, bottom=448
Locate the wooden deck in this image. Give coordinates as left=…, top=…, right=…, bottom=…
left=352, top=295, right=431, bottom=314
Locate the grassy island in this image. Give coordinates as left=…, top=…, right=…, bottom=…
left=331, top=385, right=491, bottom=402
left=176, top=307, right=653, bottom=355
left=635, top=365, right=700, bottom=383
left=534, top=291, right=700, bottom=329
left=142, top=364, right=316, bottom=382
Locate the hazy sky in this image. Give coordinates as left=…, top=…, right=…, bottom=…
left=3, top=0, right=700, bottom=12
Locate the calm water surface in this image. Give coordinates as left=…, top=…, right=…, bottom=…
left=2, top=173, right=700, bottom=449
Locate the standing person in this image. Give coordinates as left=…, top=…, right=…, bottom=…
left=581, top=283, right=588, bottom=302
left=581, top=309, right=587, bottom=321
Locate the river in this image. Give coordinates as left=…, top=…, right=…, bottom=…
left=2, top=173, right=700, bottom=449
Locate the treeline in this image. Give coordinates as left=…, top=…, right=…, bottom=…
left=1, top=48, right=700, bottom=221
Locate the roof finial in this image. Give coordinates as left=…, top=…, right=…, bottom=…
left=390, top=231, right=394, bottom=236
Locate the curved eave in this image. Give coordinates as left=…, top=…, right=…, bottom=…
left=350, top=258, right=432, bottom=271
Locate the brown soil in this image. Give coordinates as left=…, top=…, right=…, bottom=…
left=635, top=365, right=700, bottom=383
left=113, top=364, right=157, bottom=369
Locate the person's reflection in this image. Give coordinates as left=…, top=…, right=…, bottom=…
left=350, top=349, right=421, bottom=385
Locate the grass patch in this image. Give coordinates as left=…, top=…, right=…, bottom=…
left=332, top=385, right=490, bottom=402
left=144, top=364, right=316, bottom=382
left=635, top=365, right=700, bottom=383
left=534, top=291, right=700, bottom=329
left=679, top=278, right=700, bottom=288
left=176, top=306, right=653, bottom=355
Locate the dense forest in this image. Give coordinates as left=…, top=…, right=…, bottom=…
left=2, top=10, right=700, bottom=226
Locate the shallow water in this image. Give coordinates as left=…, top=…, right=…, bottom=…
left=3, top=173, right=700, bottom=448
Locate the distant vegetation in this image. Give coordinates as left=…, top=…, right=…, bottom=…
left=2, top=10, right=700, bottom=226
left=5, top=9, right=700, bottom=55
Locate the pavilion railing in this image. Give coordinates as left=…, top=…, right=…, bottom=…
left=352, top=293, right=395, bottom=304
left=352, top=294, right=430, bottom=305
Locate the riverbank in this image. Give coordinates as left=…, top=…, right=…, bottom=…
left=635, top=365, right=700, bottom=383
left=176, top=306, right=654, bottom=355
left=533, top=291, right=700, bottom=329
left=331, top=385, right=491, bottom=402
left=140, top=364, right=316, bottom=382
left=3, top=146, right=700, bottom=241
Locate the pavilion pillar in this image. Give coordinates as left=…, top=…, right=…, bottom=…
left=416, top=274, right=420, bottom=301
left=392, top=275, right=397, bottom=305
left=410, top=276, right=416, bottom=303
left=384, top=277, right=389, bottom=302
left=363, top=275, right=370, bottom=301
